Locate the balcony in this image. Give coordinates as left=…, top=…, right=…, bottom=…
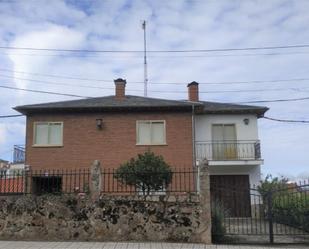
left=195, top=140, right=261, bottom=161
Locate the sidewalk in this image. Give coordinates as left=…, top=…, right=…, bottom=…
left=0, top=241, right=306, bottom=249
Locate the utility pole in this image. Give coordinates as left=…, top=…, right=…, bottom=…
left=142, top=20, right=148, bottom=97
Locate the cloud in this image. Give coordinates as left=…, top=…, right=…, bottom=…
left=0, top=124, right=7, bottom=146
left=0, top=0, right=308, bottom=177
left=8, top=25, right=86, bottom=89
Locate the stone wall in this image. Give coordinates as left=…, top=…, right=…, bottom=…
left=0, top=194, right=207, bottom=242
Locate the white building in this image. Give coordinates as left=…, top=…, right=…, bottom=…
left=188, top=82, right=268, bottom=217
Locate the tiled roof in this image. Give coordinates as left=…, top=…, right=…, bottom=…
left=14, top=95, right=268, bottom=117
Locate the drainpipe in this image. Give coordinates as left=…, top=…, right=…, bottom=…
left=192, top=104, right=196, bottom=169
left=192, top=104, right=199, bottom=193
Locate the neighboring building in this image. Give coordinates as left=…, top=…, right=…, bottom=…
left=6, top=163, right=25, bottom=176
left=0, top=159, right=8, bottom=169
left=14, top=79, right=268, bottom=201
left=0, top=159, right=9, bottom=178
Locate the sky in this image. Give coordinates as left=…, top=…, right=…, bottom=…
left=0, top=0, right=308, bottom=180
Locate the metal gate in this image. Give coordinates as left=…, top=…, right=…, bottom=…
left=211, top=180, right=309, bottom=244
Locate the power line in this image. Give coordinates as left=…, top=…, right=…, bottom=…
left=0, top=75, right=116, bottom=90
left=238, top=96, right=309, bottom=103
left=151, top=78, right=309, bottom=86
left=2, top=68, right=309, bottom=86
left=0, top=114, right=24, bottom=118
left=1, top=44, right=309, bottom=53
left=150, top=88, right=309, bottom=94
left=2, top=74, right=308, bottom=93
left=0, top=69, right=143, bottom=83
left=263, top=116, right=309, bottom=123
left=3, top=49, right=309, bottom=59
left=0, top=85, right=90, bottom=98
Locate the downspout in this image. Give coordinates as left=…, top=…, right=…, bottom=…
left=192, top=104, right=199, bottom=193
left=192, top=104, right=196, bottom=169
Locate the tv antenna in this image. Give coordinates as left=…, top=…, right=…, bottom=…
left=142, top=20, right=148, bottom=97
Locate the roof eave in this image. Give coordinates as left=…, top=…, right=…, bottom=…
left=199, top=107, right=269, bottom=118
left=13, top=105, right=194, bottom=115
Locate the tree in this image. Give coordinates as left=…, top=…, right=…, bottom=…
left=115, top=152, right=173, bottom=195
left=257, top=174, right=289, bottom=200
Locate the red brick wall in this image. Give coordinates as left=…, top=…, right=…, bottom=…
left=25, top=112, right=193, bottom=171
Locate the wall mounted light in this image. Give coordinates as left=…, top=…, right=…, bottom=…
left=96, top=118, right=103, bottom=130
left=243, top=118, right=250, bottom=125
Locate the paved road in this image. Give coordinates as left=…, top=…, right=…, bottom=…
left=0, top=241, right=306, bottom=249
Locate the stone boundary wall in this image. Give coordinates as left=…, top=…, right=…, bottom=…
left=0, top=161, right=211, bottom=243
left=0, top=194, right=208, bottom=242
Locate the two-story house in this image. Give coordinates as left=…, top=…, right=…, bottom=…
left=14, top=79, right=268, bottom=202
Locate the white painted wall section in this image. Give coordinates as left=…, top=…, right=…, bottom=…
left=195, top=114, right=259, bottom=141
left=209, top=164, right=261, bottom=186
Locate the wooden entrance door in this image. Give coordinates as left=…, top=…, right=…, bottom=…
left=210, top=175, right=251, bottom=217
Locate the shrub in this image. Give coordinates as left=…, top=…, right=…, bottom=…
left=257, top=174, right=289, bottom=200
left=258, top=175, right=309, bottom=232
left=211, top=201, right=227, bottom=243
left=272, top=193, right=309, bottom=232
left=115, top=152, right=173, bottom=195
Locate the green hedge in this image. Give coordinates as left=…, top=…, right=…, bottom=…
left=272, top=193, right=309, bottom=232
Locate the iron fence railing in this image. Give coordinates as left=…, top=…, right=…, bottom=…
left=196, top=140, right=261, bottom=161
left=211, top=178, right=309, bottom=244
left=0, top=168, right=197, bottom=195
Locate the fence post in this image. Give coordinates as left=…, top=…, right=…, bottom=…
left=196, top=159, right=212, bottom=243
left=267, top=191, right=274, bottom=244
left=90, top=160, right=102, bottom=199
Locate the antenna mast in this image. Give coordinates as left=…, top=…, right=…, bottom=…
left=142, top=20, right=148, bottom=97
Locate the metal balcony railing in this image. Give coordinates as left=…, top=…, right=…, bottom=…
left=195, top=140, right=261, bottom=161
left=13, top=145, right=25, bottom=163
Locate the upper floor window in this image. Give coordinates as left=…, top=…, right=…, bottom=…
left=136, top=120, right=166, bottom=145
left=33, top=122, right=63, bottom=146
left=212, top=124, right=236, bottom=160
left=212, top=124, right=236, bottom=141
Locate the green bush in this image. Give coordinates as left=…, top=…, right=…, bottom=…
left=257, top=174, right=288, bottom=200
left=211, top=201, right=227, bottom=243
left=115, top=151, right=173, bottom=195
left=272, top=193, right=309, bottom=232
left=258, top=175, right=309, bottom=232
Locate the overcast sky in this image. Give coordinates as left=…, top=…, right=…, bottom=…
left=0, top=0, right=308, bottom=180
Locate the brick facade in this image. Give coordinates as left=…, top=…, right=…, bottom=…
left=25, top=111, right=193, bottom=171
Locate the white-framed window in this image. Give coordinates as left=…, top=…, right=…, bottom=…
left=33, top=122, right=63, bottom=146
left=136, top=120, right=166, bottom=145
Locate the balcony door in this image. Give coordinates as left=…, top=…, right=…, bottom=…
left=212, top=124, right=237, bottom=160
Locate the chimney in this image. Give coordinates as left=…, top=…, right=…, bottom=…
left=114, top=78, right=126, bottom=100
left=187, top=81, right=199, bottom=102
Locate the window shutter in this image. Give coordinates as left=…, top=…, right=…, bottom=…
left=49, top=123, right=62, bottom=145
left=35, top=124, right=49, bottom=145
left=151, top=122, right=165, bottom=144
left=138, top=122, right=151, bottom=144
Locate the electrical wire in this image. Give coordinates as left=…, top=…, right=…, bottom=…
left=0, top=68, right=124, bottom=83
left=238, top=96, right=309, bottom=103
left=3, top=50, right=309, bottom=58
left=1, top=74, right=308, bottom=94
left=1, top=44, right=309, bottom=53
left=0, top=85, right=91, bottom=98
left=0, top=75, right=116, bottom=90
left=263, top=116, right=309, bottom=123
left=2, top=68, right=309, bottom=86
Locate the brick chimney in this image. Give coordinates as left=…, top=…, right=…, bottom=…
left=114, top=78, right=126, bottom=100
left=187, top=81, right=199, bottom=102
